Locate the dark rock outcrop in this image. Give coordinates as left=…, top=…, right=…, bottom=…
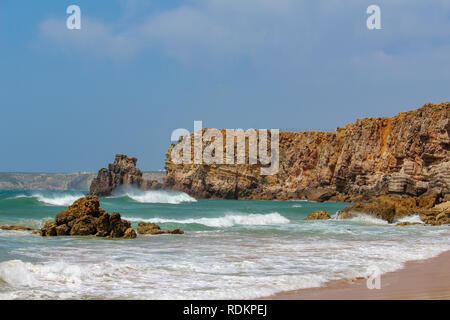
left=137, top=222, right=184, bottom=235
left=40, top=195, right=136, bottom=238
left=164, top=102, right=449, bottom=202
left=90, top=154, right=162, bottom=197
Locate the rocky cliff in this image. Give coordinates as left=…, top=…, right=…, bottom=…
left=164, top=102, right=450, bottom=202
left=90, top=154, right=163, bottom=196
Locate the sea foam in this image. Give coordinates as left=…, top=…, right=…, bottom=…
left=345, top=213, right=389, bottom=225
left=395, top=214, right=424, bottom=224
left=126, top=212, right=290, bottom=228
left=12, top=193, right=84, bottom=206
left=114, top=189, right=197, bottom=204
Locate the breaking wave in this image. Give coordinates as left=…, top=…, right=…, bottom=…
left=346, top=213, right=389, bottom=225
left=113, top=189, right=197, bottom=204
left=11, top=193, right=84, bottom=206
left=395, top=215, right=424, bottom=224
left=126, top=212, right=290, bottom=228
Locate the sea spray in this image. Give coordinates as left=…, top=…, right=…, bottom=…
left=113, top=188, right=197, bottom=204
left=11, top=192, right=85, bottom=206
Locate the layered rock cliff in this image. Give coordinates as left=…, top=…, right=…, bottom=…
left=164, top=102, right=450, bottom=201
left=90, top=154, right=163, bottom=196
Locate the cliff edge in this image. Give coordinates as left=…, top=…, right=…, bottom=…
left=164, top=102, right=450, bottom=202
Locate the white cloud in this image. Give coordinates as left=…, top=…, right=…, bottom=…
left=38, top=0, right=450, bottom=72
left=39, top=17, right=140, bottom=59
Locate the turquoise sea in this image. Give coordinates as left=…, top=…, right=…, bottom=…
left=1, top=188, right=450, bottom=299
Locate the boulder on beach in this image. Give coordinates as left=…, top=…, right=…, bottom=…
left=137, top=221, right=184, bottom=235
left=40, top=195, right=136, bottom=239
left=305, top=211, right=331, bottom=220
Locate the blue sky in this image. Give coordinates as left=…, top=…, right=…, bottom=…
left=1, top=0, right=449, bottom=172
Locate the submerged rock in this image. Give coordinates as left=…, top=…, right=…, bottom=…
left=338, top=193, right=450, bottom=225
left=39, top=195, right=136, bottom=239
left=137, top=222, right=164, bottom=235
left=395, top=222, right=422, bottom=226
left=305, top=211, right=331, bottom=220
left=166, top=228, right=184, bottom=234
left=137, top=222, right=184, bottom=235
left=0, top=225, right=34, bottom=231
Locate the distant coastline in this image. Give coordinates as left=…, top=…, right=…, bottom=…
left=0, top=171, right=165, bottom=191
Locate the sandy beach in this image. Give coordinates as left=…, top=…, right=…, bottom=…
left=265, top=249, right=450, bottom=300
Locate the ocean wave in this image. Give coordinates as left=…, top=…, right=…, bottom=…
left=16, top=217, right=53, bottom=229
left=0, top=258, right=325, bottom=299
left=2, top=239, right=450, bottom=299
left=113, top=189, right=197, bottom=204
left=345, top=213, right=389, bottom=225
left=125, top=212, right=290, bottom=228
left=0, top=259, right=89, bottom=289
left=395, top=215, right=424, bottom=224
left=12, top=193, right=84, bottom=206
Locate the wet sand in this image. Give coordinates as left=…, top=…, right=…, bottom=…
left=265, top=250, right=450, bottom=300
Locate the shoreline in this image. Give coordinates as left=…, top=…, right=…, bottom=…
left=263, top=249, right=450, bottom=300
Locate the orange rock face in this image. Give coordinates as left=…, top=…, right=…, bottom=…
left=164, top=102, right=450, bottom=201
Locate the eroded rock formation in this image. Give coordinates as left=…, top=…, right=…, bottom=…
left=164, top=102, right=450, bottom=202
left=40, top=195, right=136, bottom=238
left=305, top=211, right=331, bottom=220
left=137, top=222, right=184, bottom=235
left=336, top=192, right=450, bottom=225
left=90, top=154, right=163, bottom=197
